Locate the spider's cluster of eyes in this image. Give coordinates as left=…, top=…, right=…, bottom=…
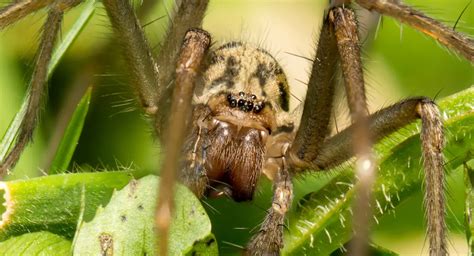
left=227, top=91, right=265, bottom=113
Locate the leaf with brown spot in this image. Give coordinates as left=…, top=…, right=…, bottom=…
left=73, top=175, right=217, bottom=255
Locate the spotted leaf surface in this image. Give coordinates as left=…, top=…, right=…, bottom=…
left=73, top=175, right=217, bottom=255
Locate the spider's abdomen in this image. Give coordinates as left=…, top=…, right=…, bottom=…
left=183, top=42, right=292, bottom=201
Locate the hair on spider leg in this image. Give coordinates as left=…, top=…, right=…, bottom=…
left=453, top=0, right=472, bottom=31
left=199, top=196, right=221, bottom=215
left=221, top=240, right=246, bottom=250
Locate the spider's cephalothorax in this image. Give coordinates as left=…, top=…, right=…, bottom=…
left=180, top=42, right=293, bottom=201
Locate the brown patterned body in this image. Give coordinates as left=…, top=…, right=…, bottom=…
left=180, top=42, right=294, bottom=201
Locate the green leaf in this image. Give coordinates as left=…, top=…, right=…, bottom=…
left=0, top=171, right=134, bottom=240
left=0, top=231, right=71, bottom=255
left=49, top=87, right=92, bottom=174
left=331, top=243, right=398, bottom=256
left=282, top=87, right=474, bottom=255
left=0, top=0, right=96, bottom=165
left=465, top=160, right=474, bottom=254
left=73, top=175, right=217, bottom=255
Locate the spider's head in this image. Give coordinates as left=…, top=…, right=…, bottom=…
left=195, top=41, right=291, bottom=133
left=190, top=42, right=293, bottom=201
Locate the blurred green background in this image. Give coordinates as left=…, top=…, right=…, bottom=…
left=0, top=0, right=472, bottom=254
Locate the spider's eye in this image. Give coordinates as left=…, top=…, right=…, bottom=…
left=229, top=99, right=237, bottom=108
left=250, top=94, right=257, bottom=100
left=227, top=94, right=233, bottom=101
left=238, top=99, right=245, bottom=107
left=253, top=102, right=265, bottom=113
left=239, top=91, right=245, bottom=97
left=246, top=102, right=254, bottom=111
left=253, top=105, right=262, bottom=113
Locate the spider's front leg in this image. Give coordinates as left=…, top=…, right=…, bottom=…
left=103, top=0, right=211, bottom=254
left=155, top=28, right=211, bottom=255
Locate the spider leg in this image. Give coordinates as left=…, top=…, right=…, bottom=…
left=0, top=0, right=54, bottom=29
left=103, top=0, right=209, bottom=131
left=155, top=28, right=211, bottom=256
left=246, top=155, right=293, bottom=256
left=312, top=97, right=446, bottom=255
left=104, top=1, right=210, bottom=254
left=290, top=6, right=338, bottom=163
left=154, top=0, right=209, bottom=134
left=246, top=12, right=346, bottom=250
left=288, top=4, right=375, bottom=255
left=102, top=0, right=161, bottom=115
left=331, top=7, right=376, bottom=255
left=0, top=0, right=81, bottom=176
left=356, top=0, right=474, bottom=62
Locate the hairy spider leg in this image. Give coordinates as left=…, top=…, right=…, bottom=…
left=287, top=4, right=447, bottom=254
left=0, top=0, right=82, bottom=176
left=0, top=0, right=53, bottom=29
left=331, top=7, right=375, bottom=255
left=288, top=4, right=448, bottom=255
left=155, top=28, right=211, bottom=256
left=356, top=0, right=474, bottom=61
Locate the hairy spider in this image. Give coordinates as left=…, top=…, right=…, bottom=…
left=0, top=0, right=473, bottom=255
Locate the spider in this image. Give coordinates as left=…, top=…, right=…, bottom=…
left=0, top=0, right=473, bottom=255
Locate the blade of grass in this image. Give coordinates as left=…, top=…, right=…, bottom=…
left=0, top=0, right=96, bottom=165
left=49, top=87, right=92, bottom=174
left=465, top=160, right=474, bottom=254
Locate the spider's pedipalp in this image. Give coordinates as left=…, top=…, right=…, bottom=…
left=246, top=156, right=292, bottom=256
